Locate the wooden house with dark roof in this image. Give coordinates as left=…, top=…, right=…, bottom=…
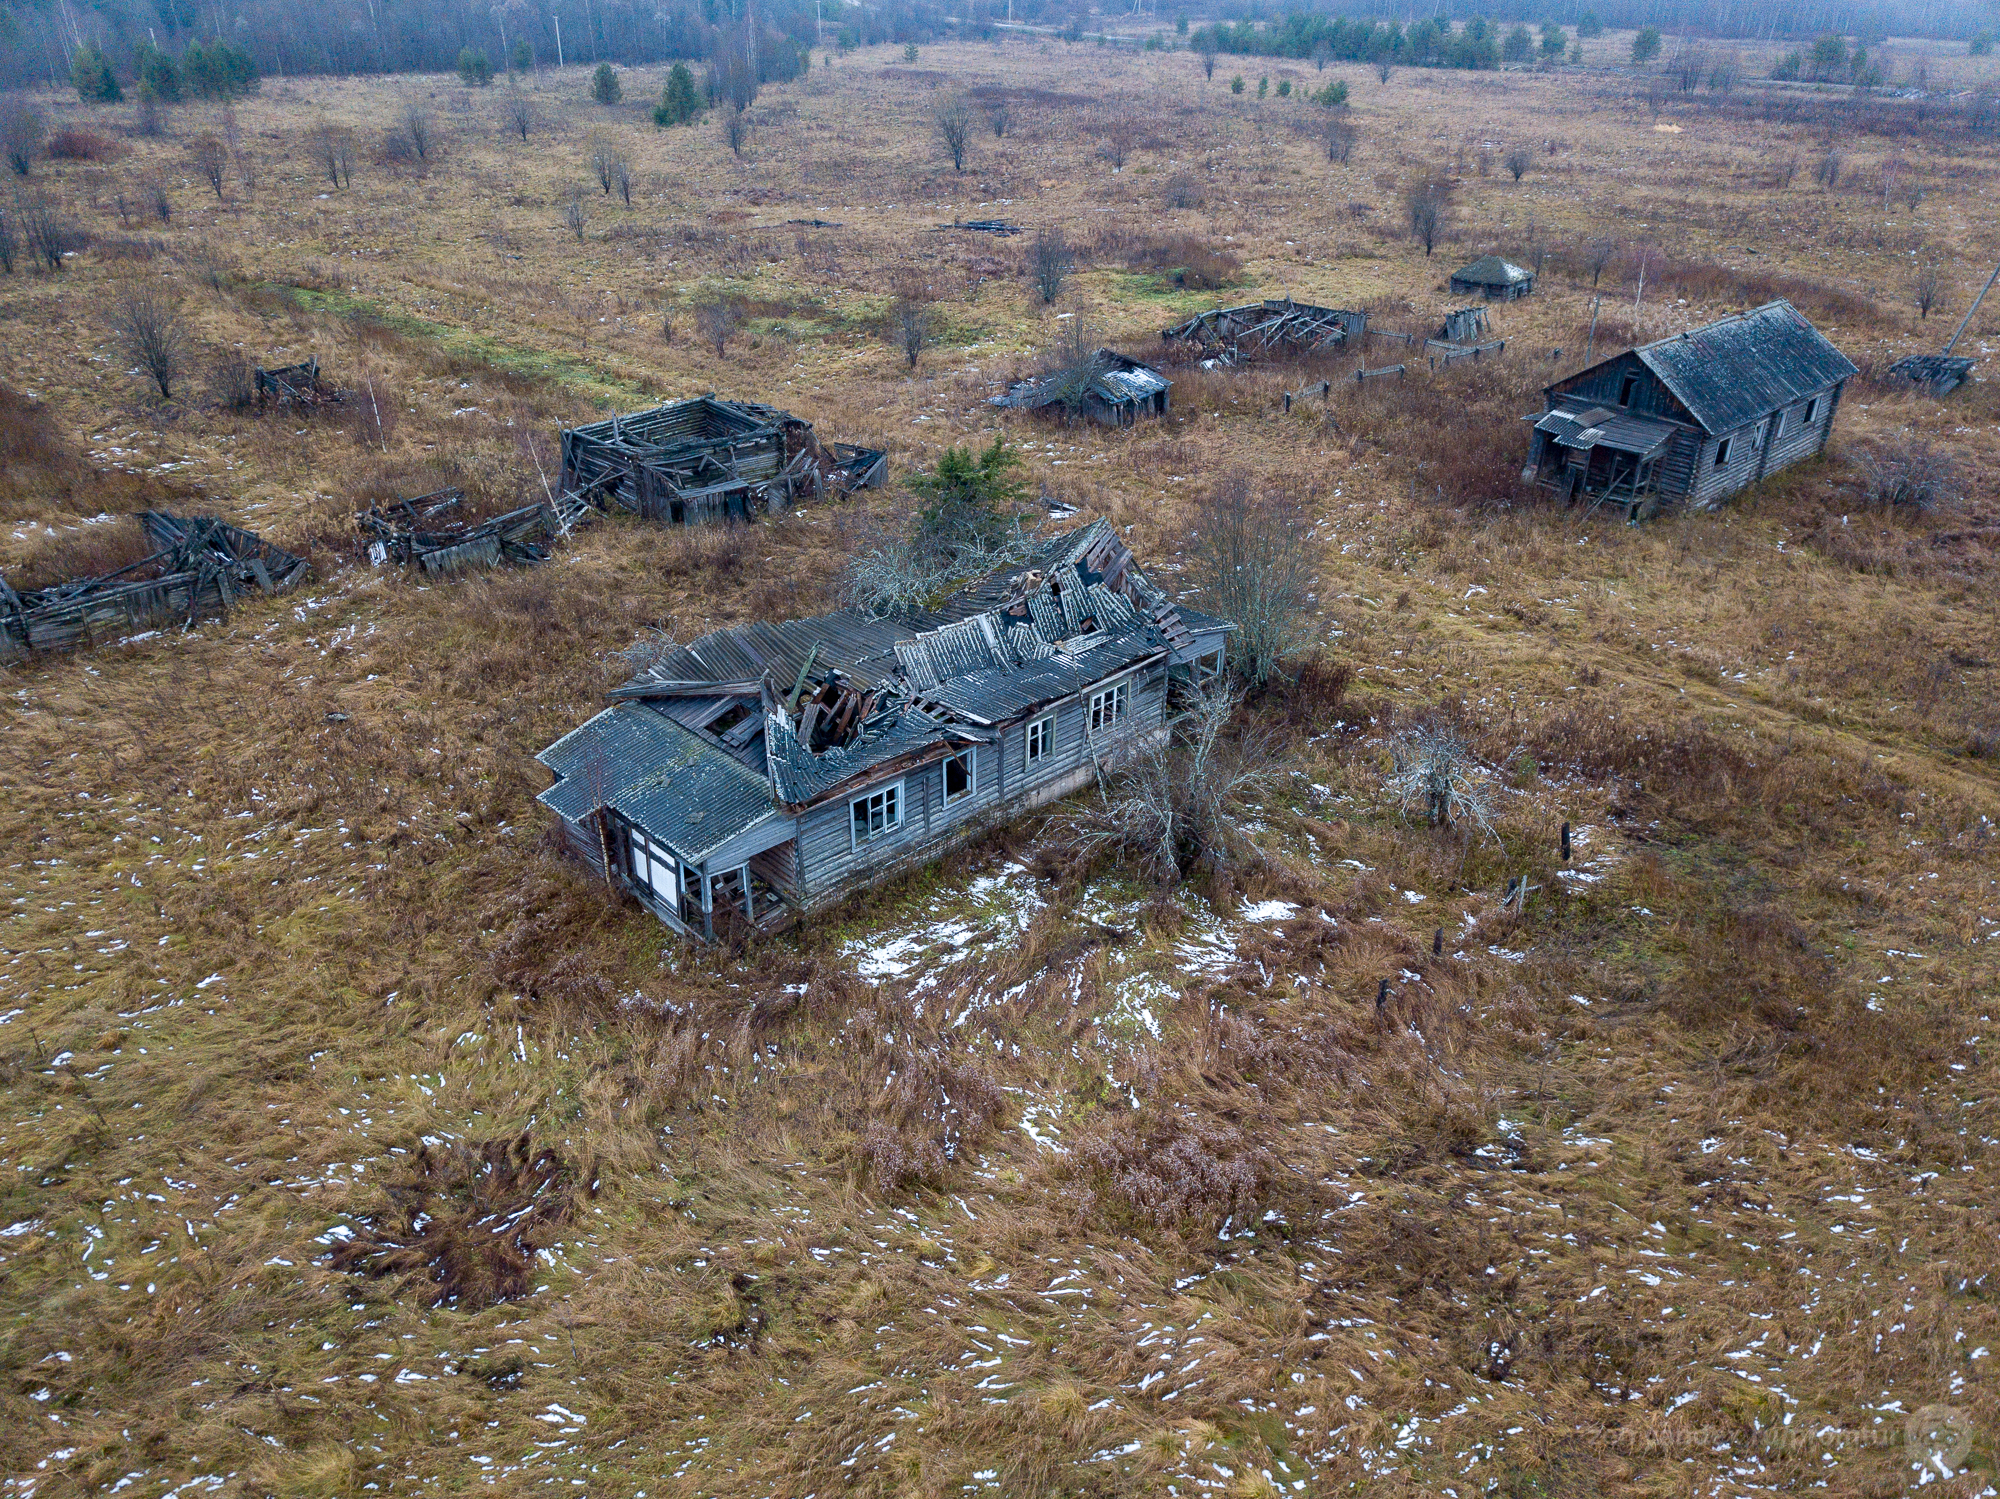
left=1525, top=301, right=1857, bottom=517
left=1450, top=255, right=1535, bottom=300
left=534, top=521, right=1233, bottom=942
left=991, top=349, right=1172, bottom=426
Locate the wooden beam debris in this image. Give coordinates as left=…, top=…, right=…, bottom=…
left=253, top=357, right=339, bottom=409
left=1163, top=297, right=1368, bottom=367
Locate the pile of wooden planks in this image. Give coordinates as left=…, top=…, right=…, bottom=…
left=254, top=357, right=338, bottom=409
left=0, top=512, right=308, bottom=659
left=1163, top=298, right=1367, bottom=366
left=357, top=486, right=601, bottom=577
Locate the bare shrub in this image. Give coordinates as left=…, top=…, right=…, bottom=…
left=0, top=203, right=15, bottom=274
left=1099, top=114, right=1138, bottom=169
left=1504, top=145, right=1531, bottom=182
left=1814, top=148, right=1842, bottom=189
left=1772, top=153, right=1799, bottom=188
left=1910, top=260, right=1942, bottom=320
left=208, top=354, right=256, bottom=410
left=401, top=101, right=435, bottom=160
left=1384, top=719, right=1497, bottom=836
left=1184, top=470, right=1319, bottom=687
left=134, top=90, right=165, bottom=138
left=1324, top=116, right=1358, bottom=164
left=501, top=85, right=535, bottom=141
left=987, top=98, right=1010, bottom=137
left=189, top=134, right=226, bottom=198
left=308, top=121, right=355, bottom=187
left=588, top=133, right=626, bottom=195
left=936, top=91, right=971, bottom=171
left=1404, top=175, right=1451, bottom=256
left=722, top=105, right=747, bottom=156
left=1061, top=682, right=1274, bottom=887
left=562, top=185, right=586, bottom=241
left=612, top=156, right=632, bottom=206
left=108, top=284, right=193, bottom=400
left=886, top=285, right=935, bottom=371
left=1855, top=440, right=1959, bottom=513
left=2, top=96, right=45, bottom=176
left=1070, top=1103, right=1275, bottom=1232
left=326, top=1134, right=577, bottom=1309
left=1027, top=226, right=1074, bottom=304
left=46, top=126, right=120, bottom=162
left=1160, top=170, right=1204, bottom=209
left=693, top=295, right=741, bottom=356
left=20, top=194, right=79, bottom=271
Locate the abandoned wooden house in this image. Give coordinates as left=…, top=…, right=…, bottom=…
left=990, top=349, right=1172, bottom=425
left=557, top=397, right=887, bottom=526
left=534, top=520, right=1233, bottom=942
left=1449, top=255, right=1536, bottom=301
left=1525, top=300, right=1857, bottom=517
left=1, top=512, right=307, bottom=658
left=357, top=487, right=598, bottom=576
left=1162, top=299, right=1368, bottom=365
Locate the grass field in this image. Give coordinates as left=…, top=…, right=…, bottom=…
left=2, top=33, right=1999, bottom=1499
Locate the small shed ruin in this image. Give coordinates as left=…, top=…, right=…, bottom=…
left=534, top=520, right=1232, bottom=942
left=1526, top=300, right=1856, bottom=517
left=357, top=488, right=597, bottom=577
left=1449, top=255, right=1536, bottom=301
left=1, top=512, right=307, bottom=658
left=1162, top=298, right=1368, bottom=365
left=991, top=349, right=1171, bottom=426
left=558, top=397, right=886, bottom=527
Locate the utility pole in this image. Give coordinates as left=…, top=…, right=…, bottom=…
left=554, top=13, right=563, bottom=66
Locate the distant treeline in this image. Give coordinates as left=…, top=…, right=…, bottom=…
left=0, top=0, right=989, bottom=91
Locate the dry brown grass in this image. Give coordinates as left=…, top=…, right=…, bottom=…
left=0, top=37, right=1995, bottom=1499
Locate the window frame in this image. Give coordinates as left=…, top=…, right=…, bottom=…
left=1801, top=396, right=1818, bottom=426
left=942, top=747, right=976, bottom=806
left=1714, top=437, right=1732, bottom=468
left=624, top=822, right=681, bottom=906
left=1618, top=373, right=1639, bottom=406
left=849, top=780, right=905, bottom=850
left=1024, top=713, right=1055, bottom=769
left=1087, top=676, right=1133, bottom=736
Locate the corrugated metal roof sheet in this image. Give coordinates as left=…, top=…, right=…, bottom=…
left=536, top=703, right=780, bottom=863
left=1538, top=398, right=1681, bottom=457
left=1634, top=300, right=1857, bottom=436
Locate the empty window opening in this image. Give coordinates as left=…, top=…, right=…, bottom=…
left=1618, top=374, right=1639, bottom=406
left=943, top=749, right=975, bottom=805
left=1802, top=397, right=1818, bottom=425
left=1715, top=438, right=1732, bottom=467
left=1089, top=679, right=1131, bottom=734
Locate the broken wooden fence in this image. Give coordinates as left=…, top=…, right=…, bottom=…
left=1355, top=363, right=1406, bottom=383
left=1426, top=338, right=1508, bottom=370
left=0, top=512, right=308, bottom=659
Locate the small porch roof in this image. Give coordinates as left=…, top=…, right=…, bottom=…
left=1534, top=402, right=1681, bottom=460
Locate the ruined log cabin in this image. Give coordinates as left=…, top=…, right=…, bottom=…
left=1525, top=300, right=1856, bottom=518
left=0, top=512, right=307, bottom=659
left=534, top=520, right=1233, bottom=942
left=558, top=397, right=886, bottom=526
left=1162, top=298, right=1367, bottom=365
left=1449, top=255, right=1536, bottom=301
left=990, top=349, right=1171, bottom=426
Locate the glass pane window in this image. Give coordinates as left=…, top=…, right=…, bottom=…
left=1025, top=714, right=1054, bottom=766
left=626, top=826, right=678, bottom=902
left=851, top=782, right=903, bottom=845
left=1088, top=679, right=1131, bottom=734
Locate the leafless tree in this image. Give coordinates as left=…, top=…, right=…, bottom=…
left=1911, top=261, right=1943, bottom=320
left=141, top=173, right=173, bottom=223
left=190, top=135, right=226, bottom=198
left=134, top=91, right=165, bottom=138
left=1815, top=149, right=1842, bottom=189
left=1384, top=720, right=1497, bottom=837
left=1857, top=439, right=1959, bottom=512
left=987, top=98, right=1010, bottom=137
left=694, top=296, right=740, bottom=357
left=563, top=185, right=586, bottom=240
left=1324, top=116, right=1357, bottom=163
left=1404, top=176, right=1451, bottom=256
left=1584, top=236, right=1616, bottom=288
left=1028, top=226, right=1074, bottom=304
left=1103, top=114, right=1143, bottom=170
left=308, top=121, right=354, bottom=187
left=1185, top=470, right=1319, bottom=687
left=937, top=92, right=972, bottom=172
left=501, top=84, right=535, bottom=142
left=886, top=287, right=935, bottom=371
left=588, top=133, right=624, bottom=194
left=722, top=105, right=747, bottom=156
left=1020, top=311, right=1113, bottom=421
left=108, top=284, right=192, bottom=400
left=841, top=516, right=1041, bottom=617
left=402, top=101, right=435, bottom=160
left=1376, top=55, right=1394, bottom=82
left=1311, top=39, right=1332, bottom=71
left=1671, top=40, right=1708, bottom=91
left=1196, top=35, right=1218, bottom=80
left=1060, top=681, right=1274, bottom=887
left=1772, top=154, right=1799, bottom=188
left=2, top=97, right=44, bottom=176
left=19, top=194, right=73, bottom=271
left=1161, top=170, right=1205, bottom=208
left=0, top=202, right=18, bottom=274
left=612, top=156, right=633, bottom=206
left=1504, top=145, right=1531, bottom=182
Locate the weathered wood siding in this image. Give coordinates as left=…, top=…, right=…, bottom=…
left=1686, top=379, right=1841, bottom=508
left=792, top=665, right=1169, bottom=908
left=1551, top=354, right=1695, bottom=425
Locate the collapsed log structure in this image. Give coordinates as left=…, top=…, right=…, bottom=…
left=991, top=349, right=1172, bottom=426
left=254, top=358, right=339, bottom=409
left=1162, top=298, right=1368, bottom=366
left=558, top=397, right=886, bottom=527
left=0, top=512, right=307, bottom=659
left=535, top=520, right=1234, bottom=943
left=357, top=487, right=600, bottom=577
left=1439, top=306, right=1491, bottom=344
